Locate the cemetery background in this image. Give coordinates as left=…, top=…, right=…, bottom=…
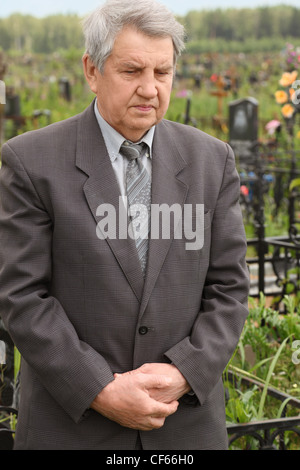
left=1, top=5, right=300, bottom=450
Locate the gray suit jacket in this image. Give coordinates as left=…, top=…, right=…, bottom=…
left=0, top=101, right=249, bottom=450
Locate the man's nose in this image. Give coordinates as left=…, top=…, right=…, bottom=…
left=137, top=73, right=158, bottom=98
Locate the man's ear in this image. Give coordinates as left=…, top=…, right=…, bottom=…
left=82, top=54, right=99, bottom=94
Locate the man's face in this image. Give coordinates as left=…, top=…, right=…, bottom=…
left=84, top=26, right=174, bottom=142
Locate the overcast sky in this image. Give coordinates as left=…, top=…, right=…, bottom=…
left=1, top=0, right=300, bottom=18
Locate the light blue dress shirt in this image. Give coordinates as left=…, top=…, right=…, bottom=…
left=94, top=100, right=155, bottom=197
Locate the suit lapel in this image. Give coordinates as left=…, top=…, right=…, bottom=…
left=140, top=121, right=189, bottom=316
left=75, top=102, right=145, bottom=302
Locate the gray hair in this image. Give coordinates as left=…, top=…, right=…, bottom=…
left=82, top=0, right=185, bottom=72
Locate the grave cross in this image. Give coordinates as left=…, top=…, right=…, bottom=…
left=210, top=75, right=228, bottom=123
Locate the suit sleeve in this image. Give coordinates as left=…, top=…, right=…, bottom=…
left=0, top=142, right=114, bottom=423
left=165, top=144, right=250, bottom=406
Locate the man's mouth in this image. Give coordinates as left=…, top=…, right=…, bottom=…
left=134, top=105, right=154, bottom=112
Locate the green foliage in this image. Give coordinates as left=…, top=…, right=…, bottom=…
left=226, top=385, right=260, bottom=424
left=186, top=37, right=295, bottom=55
left=290, top=178, right=300, bottom=192
left=224, top=293, right=300, bottom=449
left=0, top=14, right=84, bottom=54
left=1, top=6, right=300, bottom=55
left=179, top=6, right=300, bottom=43
left=225, top=293, right=300, bottom=420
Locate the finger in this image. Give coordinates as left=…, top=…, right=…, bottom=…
left=137, top=401, right=178, bottom=431
left=140, top=373, right=172, bottom=390
left=150, top=398, right=179, bottom=418
left=148, top=416, right=166, bottom=430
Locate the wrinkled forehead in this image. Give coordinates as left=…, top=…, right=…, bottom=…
left=110, top=26, right=175, bottom=65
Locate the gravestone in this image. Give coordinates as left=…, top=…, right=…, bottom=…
left=5, top=87, right=23, bottom=138
left=229, top=97, right=258, bottom=160
left=5, top=88, right=21, bottom=118
left=59, top=77, right=72, bottom=102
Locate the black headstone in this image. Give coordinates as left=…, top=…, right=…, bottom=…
left=59, top=77, right=72, bottom=102
left=229, top=97, right=258, bottom=160
left=229, top=97, right=258, bottom=142
left=5, top=94, right=21, bottom=117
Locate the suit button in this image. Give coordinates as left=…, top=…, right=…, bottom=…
left=139, top=326, right=149, bottom=335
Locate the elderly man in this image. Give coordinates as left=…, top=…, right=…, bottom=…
left=0, top=0, right=249, bottom=450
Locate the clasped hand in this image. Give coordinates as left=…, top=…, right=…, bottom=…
left=91, top=363, right=191, bottom=431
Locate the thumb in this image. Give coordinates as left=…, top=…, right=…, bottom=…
left=150, top=397, right=179, bottom=417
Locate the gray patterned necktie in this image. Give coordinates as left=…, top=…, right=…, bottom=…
left=120, top=140, right=151, bottom=276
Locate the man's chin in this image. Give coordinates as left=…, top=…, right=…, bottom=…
left=121, top=119, right=158, bottom=140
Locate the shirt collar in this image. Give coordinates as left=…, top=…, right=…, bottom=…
left=94, top=99, right=155, bottom=163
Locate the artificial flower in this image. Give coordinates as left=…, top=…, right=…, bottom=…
left=289, top=88, right=296, bottom=100
left=176, top=89, right=188, bottom=98
left=275, top=90, right=288, bottom=104
left=265, top=119, right=281, bottom=135
left=282, top=103, right=295, bottom=119
left=279, top=71, right=298, bottom=87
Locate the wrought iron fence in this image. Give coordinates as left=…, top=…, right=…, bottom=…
left=227, top=416, right=300, bottom=450
left=226, top=370, right=300, bottom=450
left=238, top=146, right=300, bottom=303
left=0, top=406, right=17, bottom=450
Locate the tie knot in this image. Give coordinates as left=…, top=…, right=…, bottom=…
left=120, top=141, right=147, bottom=161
